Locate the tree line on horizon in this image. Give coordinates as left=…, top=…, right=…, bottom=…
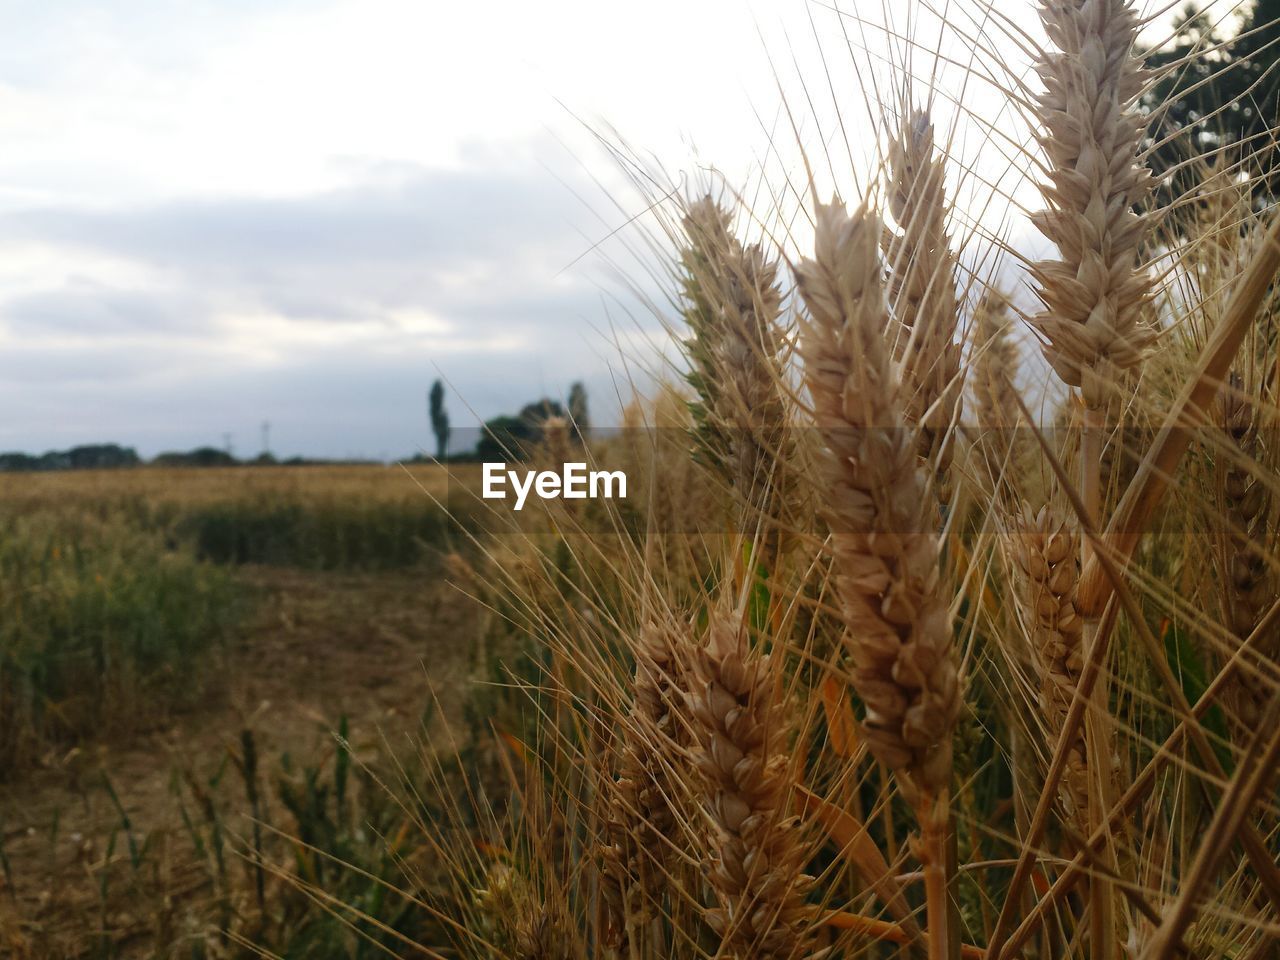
left=0, top=443, right=354, bottom=472
left=1, top=380, right=592, bottom=472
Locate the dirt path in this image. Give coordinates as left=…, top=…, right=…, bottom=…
left=0, top=565, right=481, bottom=958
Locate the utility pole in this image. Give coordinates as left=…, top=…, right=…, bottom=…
left=222, top=433, right=233, bottom=458
left=261, top=421, right=271, bottom=457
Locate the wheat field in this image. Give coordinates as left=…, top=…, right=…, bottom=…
left=6, top=0, right=1280, bottom=957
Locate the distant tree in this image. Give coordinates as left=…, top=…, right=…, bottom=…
left=476, top=415, right=536, bottom=461
left=567, top=381, right=589, bottom=442
left=152, top=447, right=237, bottom=468
left=1143, top=1, right=1280, bottom=211
left=38, top=451, right=71, bottom=471
left=475, top=398, right=567, bottom=461
left=0, top=452, right=39, bottom=472
left=0, top=444, right=138, bottom=471
left=429, top=379, right=451, bottom=461
left=67, top=444, right=140, bottom=469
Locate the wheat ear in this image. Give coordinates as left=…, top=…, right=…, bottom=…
left=689, top=609, right=814, bottom=958
left=1030, top=0, right=1155, bottom=596
left=679, top=196, right=792, bottom=550
left=1028, top=0, right=1154, bottom=410
left=1013, top=506, right=1091, bottom=823
left=600, top=620, right=685, bottom=953
left=474, top=862, right=569, bottom=959
left=972, top=290, right=1029, bottom=505
left=1195, top=153, right=1253, bottom=287
left=884, top=109, right=964, bottom=506
left=1216, top=374, right=1277, bottom=731
left=796, top=198, right=958, bottom=960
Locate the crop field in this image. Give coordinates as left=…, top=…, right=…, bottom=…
left=0, top=464, right=488, bottom=957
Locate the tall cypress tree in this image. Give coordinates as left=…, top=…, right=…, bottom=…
left=429, top=379, right=450, bottom=461
left=567, top=381, right=589, bottom=442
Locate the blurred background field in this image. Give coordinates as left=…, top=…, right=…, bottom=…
left=0, top=464, right=488, bottom=958
left=0, top=465, right=480, bottom=571
left=0, top=465, right=473, bottom=507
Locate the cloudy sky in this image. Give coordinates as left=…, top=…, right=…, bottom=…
left=0, top=0, right=1183, bottom=459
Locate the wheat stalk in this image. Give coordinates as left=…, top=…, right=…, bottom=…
left=972, top=290, right=1030, bottom=506
left=678, top=196, right=790, bottom=511
left=1026, top=6, right=1157, bottom=945
left=1215, top=374, right=1276, bottom=731
left=1189, top=157, right=1278, bottom=733
left=540, top=415, right=572, bottom=467
left=796, top=198, right=959, bottom=960
left=797, top=197, right=959, bottom=799
left=473, top=861, right=570, bottom=958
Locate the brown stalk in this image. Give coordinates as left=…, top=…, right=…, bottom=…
left=821, top=909, right=986, bottom=959
left=1078, top=210, right=1280, bottom=616
left=599, top=619, right=686, bottom=954
left=1027, top=0, right=1154, bottom=408
left=677, top=195, right=792, bottom=546
left=1214, top=373, right=1277, bottom=732
left=1000, top=593, right=1280, bottom=958
left=989, top=389, right=1280, bottom=959
left=1141, top=691, right=1280, bottom=960
left=884, top=107, right=964, bottom=508
left=971, top=291, right=1026, bottom=506
left=1011, top=507, right=1090, bottom=824
left=1028, top=1, right=1156, bottom=943
left=793, top=785, right=921, bottom=941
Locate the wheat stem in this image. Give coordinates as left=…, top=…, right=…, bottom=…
left=796, top=197, right=959, bottom=960
left=916, top=790, right=952, bottom=960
